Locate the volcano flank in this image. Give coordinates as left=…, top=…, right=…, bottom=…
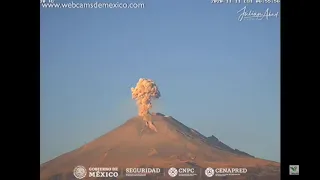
left=40, top=113, right=280, bottom=180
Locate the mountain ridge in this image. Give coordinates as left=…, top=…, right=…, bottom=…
left=40, top=113, right=279, bottom=180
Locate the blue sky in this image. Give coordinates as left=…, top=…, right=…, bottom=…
left=40, top=0, right=280, bottom=164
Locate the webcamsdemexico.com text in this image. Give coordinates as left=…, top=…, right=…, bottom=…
left=40, top=1, right=145, bottom=9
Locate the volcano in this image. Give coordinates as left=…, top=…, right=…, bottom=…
left=40, top=113, right=280, bottom=180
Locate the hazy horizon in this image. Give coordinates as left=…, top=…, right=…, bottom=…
left=41, top=0, right=280, bottom=164
left=40, top=113, right=280, bottom=165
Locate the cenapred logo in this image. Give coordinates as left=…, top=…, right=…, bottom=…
left=204, top=167, right=247, bottom=177
left=168, top=167, right=178, bottom=177
left=73, top=166, right=87, bottom=179
left=205, top=167, right=215, bottom=177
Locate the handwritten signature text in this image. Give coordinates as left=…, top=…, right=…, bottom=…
left=237, top=6, right=279, bottom=21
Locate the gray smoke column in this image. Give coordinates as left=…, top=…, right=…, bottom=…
left=131, top=78, right=161, bottom=121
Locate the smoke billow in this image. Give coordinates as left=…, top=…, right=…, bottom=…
left=131, top=78, right=161, bottom=121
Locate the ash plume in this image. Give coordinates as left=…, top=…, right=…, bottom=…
left=131, top=78, right=161, bottom=121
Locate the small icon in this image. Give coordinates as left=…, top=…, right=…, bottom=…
left=289, top=165, right=299, bottom=175
left=73, top=166, right=87, bottom=179
left=205, top=167, right=215, bottom=177
left=168, top=167, right=178, bottom=177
